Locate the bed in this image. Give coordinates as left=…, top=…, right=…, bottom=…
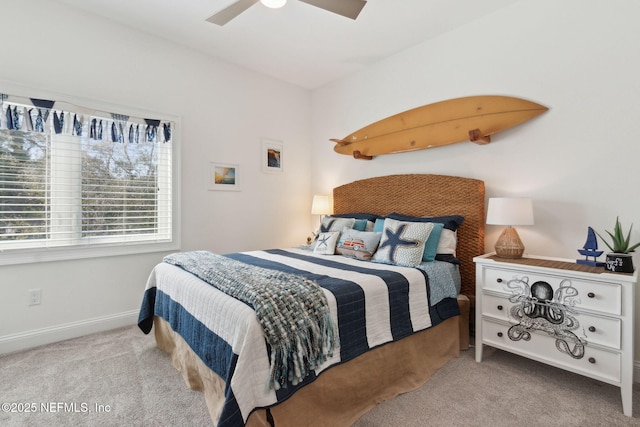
left=138, top=173, right=485, bottom=426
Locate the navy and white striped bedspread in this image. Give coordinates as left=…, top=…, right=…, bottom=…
left=138, top=248, right=460, bottom=427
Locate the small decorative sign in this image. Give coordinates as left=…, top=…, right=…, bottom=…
left=605, top=253, right=634, bottom=273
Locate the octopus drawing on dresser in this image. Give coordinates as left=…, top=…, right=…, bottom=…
left=504, top=276, right=587, bottom=359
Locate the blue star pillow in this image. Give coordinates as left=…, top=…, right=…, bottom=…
left=313, top=231, right=340, bottom=255
left=318, top=216, right=355, bottom=234
left=372, top=218, right=434, bottom=267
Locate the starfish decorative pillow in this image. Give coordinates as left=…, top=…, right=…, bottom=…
left=372, top=218, right=434, bottom=267
left=316, top=216, right=356, bottom=237
left=313, top=231, right=340, bottom=255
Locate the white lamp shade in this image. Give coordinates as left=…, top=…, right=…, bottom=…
left=311, top=195, right=330, bottom=215
left=261, top=0, right=287, bottom=8
left=486, top=198, right=534, bottom=226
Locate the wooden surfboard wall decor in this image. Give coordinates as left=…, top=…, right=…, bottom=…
left=331, top=95, right=548, bottom=160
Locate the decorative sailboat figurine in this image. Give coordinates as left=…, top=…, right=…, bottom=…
left=577, top=227, right=605, bottom=266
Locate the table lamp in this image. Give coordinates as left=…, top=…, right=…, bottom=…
left=486, top=197, right=534, bottom=259
left=311, top=195, right=330, bottom=227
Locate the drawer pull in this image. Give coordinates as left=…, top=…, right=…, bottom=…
left=497, top=332, right=503, bottom=337
left=588, top=357, right=596, bottom=364
left=587, top=292, right=595, bottom=298
left=497, top=305, right=503, bottom=311
left=588, top=326, right=596, bottom=333
left=496, top=278, right=503, bottom=283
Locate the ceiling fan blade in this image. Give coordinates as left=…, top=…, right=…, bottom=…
left=206, top=0, right=260, bottom=26
left=299, top=0, right=367, bottom=20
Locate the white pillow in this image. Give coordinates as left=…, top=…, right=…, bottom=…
left=336, top=227, right=382, bottom=261
left=436, top=229, right=457, bottom=255
left=313, top=231, right=340, bottom=255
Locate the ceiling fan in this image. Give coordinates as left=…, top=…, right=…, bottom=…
left=206, top=0, right=367, bottom=26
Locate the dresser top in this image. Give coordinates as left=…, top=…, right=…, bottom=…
left=474, top=253, right=637, bottom=280
left=487, top=254, right=604, bottom=273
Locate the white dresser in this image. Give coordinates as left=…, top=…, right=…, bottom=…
left=474, top=253, right=637, bottom=416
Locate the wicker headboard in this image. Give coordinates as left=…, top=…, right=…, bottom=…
left=333, top=174, right=485, bottom=301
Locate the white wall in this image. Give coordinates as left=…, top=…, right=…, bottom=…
left=0, top=0, right=311, bottom=353
left=310, top=0, right=640, bottom=357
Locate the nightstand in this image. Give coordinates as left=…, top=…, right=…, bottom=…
left=474, top=253, right=637, bottom=416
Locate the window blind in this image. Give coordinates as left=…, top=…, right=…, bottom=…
left=0, top=129, right=49, bottom=241
left=0, top=94, right=173, bottom=254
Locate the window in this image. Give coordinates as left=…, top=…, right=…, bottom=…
left=0, top=94, right=177, bottom=265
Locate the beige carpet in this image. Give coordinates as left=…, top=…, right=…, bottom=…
left=0, top=326, right=210, bottom=426
left=1, top=325, right=639, bottom=426
left=355, top=345, right=640, bottom=427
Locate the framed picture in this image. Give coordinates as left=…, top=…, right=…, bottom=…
left=208, top=162, right=240, bottom=191
left=261, top=139, right=283, bottom=173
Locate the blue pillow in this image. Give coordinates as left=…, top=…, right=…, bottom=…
left=331, top=212, right=379, bottom=221
left=352, top=219, right=369, bottom=231
left=386, top=212, right=464, bottom=231
left=422, top=222, right=444, bottom=262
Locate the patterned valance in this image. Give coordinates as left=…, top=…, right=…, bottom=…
left=0, top=92, right=172, bottom=143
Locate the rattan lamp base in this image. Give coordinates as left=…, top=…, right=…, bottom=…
left=494, top=226, right=525, bottom=259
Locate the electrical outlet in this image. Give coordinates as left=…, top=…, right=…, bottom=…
left=28, top=289, right=42, bottom=306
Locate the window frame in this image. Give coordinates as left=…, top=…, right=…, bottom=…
left=0, top=90, right=181, bottom=266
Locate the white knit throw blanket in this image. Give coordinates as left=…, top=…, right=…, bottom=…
left=163, top=251, right=336, bottom=390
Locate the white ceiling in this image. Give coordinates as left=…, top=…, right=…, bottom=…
left=55, top=0, right=519, bottom=90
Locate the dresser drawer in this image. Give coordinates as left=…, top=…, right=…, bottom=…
left=481, top=267, right=622, bottom=315
left=481, top=293, right=622, bottom=349
left=482, top=319, right=621, bottom=383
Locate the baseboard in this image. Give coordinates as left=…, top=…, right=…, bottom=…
left=0, top=310, right=139, bottom=355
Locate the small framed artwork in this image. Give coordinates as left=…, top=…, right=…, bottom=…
left=208, top=162, right=241, bottom=191
left=261, top=139, right=284, bottom=173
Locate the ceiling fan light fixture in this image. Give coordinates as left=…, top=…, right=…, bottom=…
left=261, top=0, right=287, bottom=8
left=207, top=0, right=365, bottom=26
